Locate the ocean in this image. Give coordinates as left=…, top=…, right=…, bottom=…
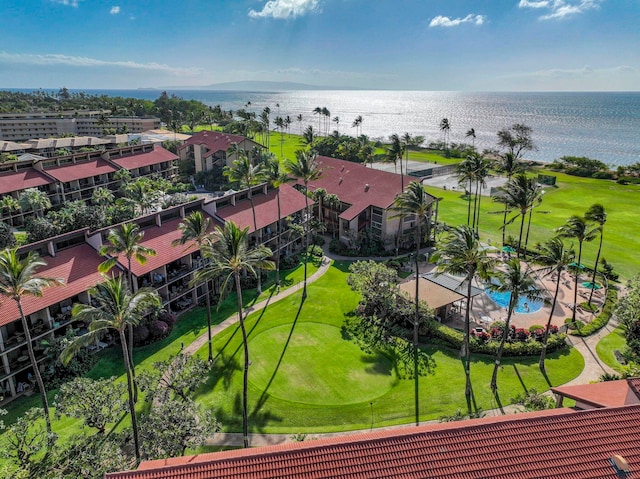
left=12, top=89, right=640, bottom=166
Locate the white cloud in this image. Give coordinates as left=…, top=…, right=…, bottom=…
left=504, top=64, right=636, bottom=80
left=429, top=14, right=486, bottom=28
left=518, top=0, right=603, bottom=20
left=50, top=0, right=82, bottom=7
left=110, top=6, right=120, bottom=15
left=0, top=52, right=203, bottom=76
left=248, top=0, right=321, bottom=19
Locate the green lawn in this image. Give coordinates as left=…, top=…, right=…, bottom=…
left=596, top=326, right=627, bottom=371
left=195, top=262, right=584, bottom=433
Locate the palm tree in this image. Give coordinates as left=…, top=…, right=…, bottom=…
left=301, top=125, right=316, bottom=147
left=274, top=116, right=285, bottom=157
left=332, top=116, right=340, bottom=134
left=494, top=152, right=525, bottom=245
left=284, top=150, right=323, bottom=299
left=98, top=222, right=156, bottom=399
left=471, top=154, right=491, bottom=235
left=0, top=196, right=21, bottom=226
left=387, top=134, right=405, bottom=187
left=172, top=212, right=214, bottom=361
left=0, top=248, right=63, bottom=433
left=321, top=107, right=330, bottom=135
left=457, top=158, right=476, bottom=227
left=490, top=259, right=542, bottom=391
left=439, top=118, right=450, bottom=153
left=313, top=107, right=322, bottom=135
left=535, top=237, right=574, bottom=371
left=401, top=132, right=413, bottom=178
left=352, top=115, right=363, bottom=136
left=18, top=188, right=51, bottom=218
left=122, top=179, right=159, bottom=215
left=193, top=221, right=273, bottom=448
left=391, top=181, right=434, bottom=425
left=60, top=276, right=161, bottom=463
left=296, top=114, right=304, bottom=134
left=557, top=215, right=598, bottom=322
left=584, top=204, right=607, bottom=306
left=223, top=152, right=267, bottom=293
left=432, top=225, right=494, bottom=413
left=260, top=107, right=270, bottom=148
left=264, top=156, right=294, bottom=286
left=465, top=128, right=476, bottom=148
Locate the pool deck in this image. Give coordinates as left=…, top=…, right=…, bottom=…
left=410, top=256, right=605, bottom=331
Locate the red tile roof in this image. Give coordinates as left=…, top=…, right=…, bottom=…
left=305, top=156, right=422, bottom=221
left=179, top=131, right=256, bottom=159
left=552, top=378, right=640, bottom=408
left=215, top=185, right=308, bottom=234
left=0, top=244, right=110, bottom=327
left=111, top=146, right=177, bottom=170
left=0, top=169, right=53, bottom=195
left=44, top=159, right=117, bottom=183
left=112, top=215, right=219, bottom=277
left=106, top=405, right=640, bottom=479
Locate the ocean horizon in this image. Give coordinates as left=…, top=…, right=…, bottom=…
left=7, top=88, right=640, bottom=166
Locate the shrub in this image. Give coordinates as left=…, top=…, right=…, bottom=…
left=160, top=312, right=178, bottom=329
left=133, top=325, right=150, bottom=345
left=528, top=325, right=544, bottom=333
left=571, top=288, right=618, bottom=337
left=0, top=222, right=16, bottom=248
left=280, top=254, right=300, bottom=270
left=306, top=244, right=323, bottom=258
left=149, top=320, right=169, bottom=338
left=329, top=238, right=348, bottom=255
left=313, top=234, right=325, bottom=246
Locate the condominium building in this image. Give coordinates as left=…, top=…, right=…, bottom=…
left=178, top=130, right=264, bottom=173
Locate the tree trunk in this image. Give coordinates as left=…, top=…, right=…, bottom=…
left=471, top=180, right=479, bottom=233
left=475, top=184, right=483, bottom=236
left=302, top=184, right=309, bottom=299
left=249, top=195, right=262, bottom=294
left=501, top=205, right=508, bottom=246
left=588, top=231, right=603, bottom=306
left=491, top=298, right=515, bottom=391
left=234, top=273, right=250, bottom=448
left=275, top=189, right=282, bottom=287
left=413, top=222, right=421, bottom=426
left=464, top=269, right=473, bottom=414
left=524, top=208, right=534, bottom=260
left=517, top=211, right=526, bottom=258
left=205, top=280, right=213, bottom=362
left=467, top=179, right=473, bottom=226
left=126, top=263, right=138, bottom=403
left=120, top=329, right=141, bottom=463
left=540, top=274, right=561, bottom=371
left=17, top=301, right=51, bottom=433
left=572, top=243, right=583, bottom=323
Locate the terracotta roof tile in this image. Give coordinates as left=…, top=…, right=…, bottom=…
left=179, top=131, right=254, bottom=159
left=0, top=244, right=112, bottom=327
left=111, top=146, right=177, bottom=170
left=552, top=379, right=640, bottom=408
left=303, top=156, right=424, bottom=221
left=44, top=159, right=117, bottom=183
left=215, top=185, right=308, bottom=234
left=0, top=168, right=53, bottom=195
left=106, top=405, right=640, bottom=479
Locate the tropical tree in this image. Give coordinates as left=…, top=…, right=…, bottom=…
left=496, top=123, right=536, bottom=163
left=321, top=107, right=330, bottom=135
left=332, top=116, right=340, bottom=134
left=494, top=152, right=526, bottom=245
left=0, top=195, right=21, bottom=226
left=18, top=188, right=51, bottom=218
left=193, top=221, right=274, bottom=448
left=352, top=115, right=363, bottom=136
left=391, top=181, right=434, bottom=425
left=172, top=212, right=214, bottom=361
left=98, top=222, right=156, bottom=397
left=0, top=248, right=63, bottom=433
left=223, top=151, right=266, bottom=293
left=535, top=237, right=574, bottom=371
left=91, top=187, right=114, bottom=209
left=432, top=225, right=494, bottom=413
left=121, top=178, right=160, bottom=215
left=60, top=276, right=161, bottom=464
left=470, top=153, right=491, bottom=235
left=490, top=259, right=543, bottom=391
left=284, top=150, right=323, bottom=299
left=584, top=204, right=607, bottom=306
left=457, top=158, right=476, bottom=227
left=301, top=125, right=315, bottom=147
left=465, top=128, right=476, bottom=148
left=387, top=134, right=405, bottom=186
left=264, top=156, right=294, bottom=286
left=296, top=113, right=304, bottom=134
left=439, top=118, right=451, bottom=153
left=260, top=107, right=270, bottom=148
left=557, top=215, right=598, bottom=322
left=274, top=116, right=285, bottom=157
left=313, top=107, right=322, bottom=134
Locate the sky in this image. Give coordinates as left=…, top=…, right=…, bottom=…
left=1, top=0, right=639, bottom=91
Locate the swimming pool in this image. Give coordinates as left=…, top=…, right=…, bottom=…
left=484, top=286, right=543, bottom=313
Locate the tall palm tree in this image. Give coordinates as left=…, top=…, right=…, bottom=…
left=432, top=225, right=494, bottom=413
left=193, top=221, right=273, bottom=448
left=352, top=115, right=363, bottom=137
left=457, top=157, right=476, bottom=227
left=274, top=116, right=285, bottom=157
left=321, top=107, right=330, bottom=135
left=223, top=152, right=267, bottom=293
left=557, top=215, right=598, bottom=322
left=18, top=188, right=51, bottom=218
left=391, top=181, right=434, bottom=425
left=264, top=156, right=294, bottom=286
left=490, top=259, right=542, bottom=391
left=60, top=276, right=161, bottom=463
left=0, top=248, right=63, bottom=433
left=296, top=114, right=304, bottom=134
left=284, top=150, right=322, bottom=299
left=465, top=128, right=476, bottom=148
left=313, top=107, right=322, bottom=135
left=172, top=212, right=214, bottom=361
left=402, top=132, right=413, bottom=177
left=387, top=134, right=405, bottom=187
left=98, top=222, right=156, bottom=399
left=535, top=237, right=574, bottom=371
left=584, top=204, right=607, bottom=306
left=494, top=152, right=524, bottom=245
left=0, top=196, right=21, bottom=226
left=471, top=154, right=491, bottom=236
left=439, top=118, right=450, bottom=153
left=332, top=116, right=340, bottom=134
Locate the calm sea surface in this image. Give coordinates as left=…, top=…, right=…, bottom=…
left=16, top=89, right=640, bottom=166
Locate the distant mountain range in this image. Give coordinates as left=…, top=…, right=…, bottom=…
left=154, top=80, right=360, bottom=91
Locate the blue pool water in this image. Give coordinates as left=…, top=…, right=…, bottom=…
left=485, top=287, right=543, bottom=314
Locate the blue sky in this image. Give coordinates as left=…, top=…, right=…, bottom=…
left=1, top=0, right=638, bottom=90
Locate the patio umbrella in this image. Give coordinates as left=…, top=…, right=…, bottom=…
left=581, top=281, right=602, bottom=290
left=502, top=246, right=516, bottom=253
left=569, top=262, right=585, bottom=269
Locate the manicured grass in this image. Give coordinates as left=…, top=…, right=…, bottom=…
left=596, top=326, right=627, bottom=372
left=196, top=262, right=584, bottom=433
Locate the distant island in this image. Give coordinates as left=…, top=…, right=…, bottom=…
left=156, top=80, right=361, bottom=91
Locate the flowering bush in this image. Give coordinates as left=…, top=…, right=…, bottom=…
left=133, top=325, right=150, bottom=345
left=149, top=320, right=169, bottom=338
left=515, top=328, right=530, bottom=341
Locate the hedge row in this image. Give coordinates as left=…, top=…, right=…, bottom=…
left=427, top=322, right=567, bottom=357
left=570, top=288, right=618, bottom=337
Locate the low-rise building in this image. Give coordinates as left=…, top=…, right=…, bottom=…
left=178, top=131, right=264, bottom=173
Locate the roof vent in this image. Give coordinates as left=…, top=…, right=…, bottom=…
left=610, top=455, right=631, bottom=477
left=341, top=166, right=345, bottom=172
left=339, top=177, right=343, bottom=184
left=364, top=184, right=370, bottom=192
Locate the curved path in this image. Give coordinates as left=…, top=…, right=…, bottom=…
left=167, top=250, right=619, bottom=448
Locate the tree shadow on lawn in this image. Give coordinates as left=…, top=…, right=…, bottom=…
left=251, top=298, right=306, bottom=417
left=213, top=391, right=283, bottom=434
left=196, top=350, right=242, bottom=397
left=361, top=352, right=394, bottom=376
